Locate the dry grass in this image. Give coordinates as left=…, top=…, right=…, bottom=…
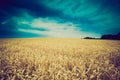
left=0, top=38, right=120, bottom=80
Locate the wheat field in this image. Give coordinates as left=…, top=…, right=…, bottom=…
left=0, top=38, right=120, bottom=80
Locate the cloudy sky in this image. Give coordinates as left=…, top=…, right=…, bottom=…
left=0, top=0, right=120, bottom=38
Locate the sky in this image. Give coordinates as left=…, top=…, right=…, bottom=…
left=0, top=0, right=120, bottom=38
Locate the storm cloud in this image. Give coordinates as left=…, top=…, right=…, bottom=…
left=0, top=0, right=120, bottom=38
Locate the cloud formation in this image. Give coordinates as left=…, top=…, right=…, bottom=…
left=0, top=0, right=120, bottom=38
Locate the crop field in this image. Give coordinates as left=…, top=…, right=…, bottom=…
left=0, top=38, right=120, bottom=80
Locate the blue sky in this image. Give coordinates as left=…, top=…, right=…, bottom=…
left=0, top=0, right=120, bottom=38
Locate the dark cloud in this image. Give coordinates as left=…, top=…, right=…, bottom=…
left=0, top=0, right=120, bottom=38
left=0, top=0, right=62, bottom=20
left=0, top=0, right=62, bottom=38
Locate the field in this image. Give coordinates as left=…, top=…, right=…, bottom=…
left=0, top=38, right=120, bottom=80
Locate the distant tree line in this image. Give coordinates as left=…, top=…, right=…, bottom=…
left=101, top=32, right=120, bottom=40
left=84, top=32, right=120, bottom=40
left=84, top=37, right=97, bottom=39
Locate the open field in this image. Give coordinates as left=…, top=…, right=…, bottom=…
left=0, top=38, right=120, bottom=80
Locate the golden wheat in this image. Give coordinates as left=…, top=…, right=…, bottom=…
left=0, top=38, right=120, bottom=80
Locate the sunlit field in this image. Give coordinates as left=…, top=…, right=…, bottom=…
left=0, top=38, right=120, bottom=80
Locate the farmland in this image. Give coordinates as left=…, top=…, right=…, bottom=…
left=0, top=38, right=120, bottom=80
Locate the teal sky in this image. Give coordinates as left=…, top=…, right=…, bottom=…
left=0, top=0, right=120, bottom=38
